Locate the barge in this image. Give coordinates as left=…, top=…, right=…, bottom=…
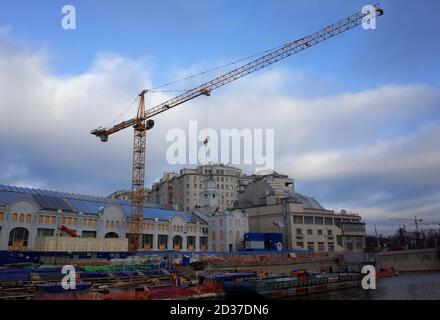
left=223, top=273, right=363, bottom=299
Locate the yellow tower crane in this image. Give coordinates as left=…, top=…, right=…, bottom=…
left=91, top=5, right=384, bottom=251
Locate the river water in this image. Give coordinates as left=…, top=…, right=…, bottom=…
left=291, top=272, right=440, bottom=300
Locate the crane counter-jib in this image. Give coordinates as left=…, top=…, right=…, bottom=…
left=91, top=4, right=384, bottom=141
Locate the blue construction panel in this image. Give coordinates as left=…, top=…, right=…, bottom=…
left=244, top=233, right=265, bottom=241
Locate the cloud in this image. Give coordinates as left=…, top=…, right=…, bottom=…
left=0, top=30, right=439, bottom=235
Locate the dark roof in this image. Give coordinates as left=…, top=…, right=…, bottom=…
left=0, top=184, right=206, bottom=224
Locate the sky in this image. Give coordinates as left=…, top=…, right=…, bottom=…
left=0, top=0, right=439, bottom=235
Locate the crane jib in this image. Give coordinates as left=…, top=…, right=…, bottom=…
left=91, top=5, right=383, bottom=139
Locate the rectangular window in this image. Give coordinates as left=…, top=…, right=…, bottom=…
left=143, top=234, right=153, bottom=250
left=37, top=228, right=54, bottom=237
left=304, top=217, right=313, bottom=224
left=0, top=212, right=3, bottom=221
left=296, top=242, right=304, bottom=248
left=324, top=217, right=333, bottom=225
left=307, top=229, right=313, bottom=235
left=328, top=242, right=334, bottom=252
left=327, top=229, right=333, bottom=236
left=317, top=229, right=323, bottom=235
left=318, top=242, right=325, bottom=252
left=296, top=228, right=302, bottom=235
left=187, top=236, right=196, bottom=250
left=307, top=242, right=315, bottom=250
left=293, top=216, right=303, bottom=224
left=314, top=217, right=324, bottom=225
left=82, top=230, right=97, bottom=238
left=200, top=237, right=208, bottom=250
left=337, top=235, right=343, bottom=247
left=158, top=235, right=168, bottom=250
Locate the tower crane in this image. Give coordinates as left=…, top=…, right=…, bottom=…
left=389, top=216, right=424, bottom=234
left=91, top=5, right=384, bottom=251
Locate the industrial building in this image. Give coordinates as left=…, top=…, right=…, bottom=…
left=235, top=172, right=366, bottom=253
left=0, top=185, right=208, bottom=252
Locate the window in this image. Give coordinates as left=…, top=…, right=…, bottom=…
left=158, top=235, right=168, bottom=250
left=327, top=229, right=333, bottom=236
left=200, top=237, right=208, bottom=250
left=26, top=214, right=32, bottom=223
left=307, top=229, right=313, bottom=235
left=235, top=231, right=241, bottom=241
left=187, top=236, right=196, bottom=250
left=219, top=231, right=224, bottom=240
left=173, top=235, right=183, bottom=250
left=304, top=217, right=313, bottom=224
left=296, top=228, right=302, bottom=235
left=37, top=228, right=54, bottom=237
left=19, top=214, right=25, bottom=223
left=293, top=216, right=303, bottom=224
left=318, top=242, right=325, bottom=252
left=307, top=242, right=314, bottom=250
left=337, top=235, right=343, bottom=247
left=82, top=230, right=97, bottom=238
left=328, top=243, right=334, bottom=252
left=314, top=217, right=323, bottom=225
left=105, top=232, right=119, bottom=238
left=211, top=231, right=216, bottom=241
left=296, top=242, right=304, bottom=248
left=8, top=227, right=29, bottom=248
left=142, top=234, right=153, bottom=249
left=317, top=229, right=323, bottom=235
left=12, top=213, right=18, bottom=222
left=0, top=212, right=4, bottom=221
left=325, top=217, right=333, bottom=225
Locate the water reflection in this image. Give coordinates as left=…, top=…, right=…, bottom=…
left=290, top=272, right=440, bottom=300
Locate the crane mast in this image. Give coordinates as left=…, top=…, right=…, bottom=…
left=91, top=5, right=384, bottom=251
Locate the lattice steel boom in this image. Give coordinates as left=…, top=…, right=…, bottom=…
left=91, top=5, right=383, bottom=251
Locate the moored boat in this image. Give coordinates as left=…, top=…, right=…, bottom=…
left=223, top=273, right=363, bottom=299
left=376, top=267, right=398, bottom=278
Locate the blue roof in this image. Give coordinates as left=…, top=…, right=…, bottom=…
left=0, top=184, right=206, bottom=224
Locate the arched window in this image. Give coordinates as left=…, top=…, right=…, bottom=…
left=8, top=227, right=29, bottom=250
left=236, top=231, right=241, bottom=241
left=228, top=231, right=233, bottom=240
left=105, top=232, right=119, bottom=238
left=211, top=231, right=216, bottom=241
left=173, top=235, right=183, bottom=251
left=26, top=214, right=32, bottom=223
left=19, top=214, right=25, bottom=223
left=12, top=213, right=18, bottom=222
left=219, top=231, right=224, bottom=241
